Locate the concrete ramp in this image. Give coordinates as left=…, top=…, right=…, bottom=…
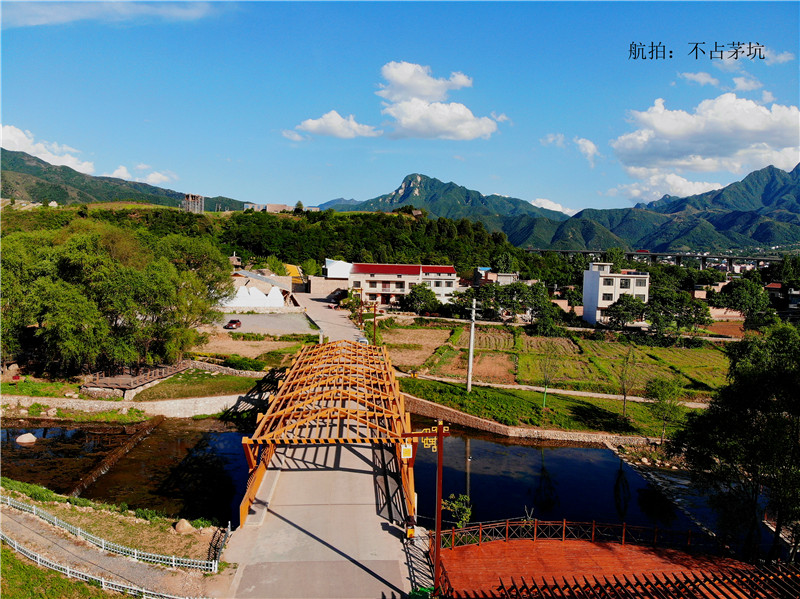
left=223, top=445, right=412, bottom=599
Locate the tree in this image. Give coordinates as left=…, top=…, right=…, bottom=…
left=675, top=324, right=800, bottom=559
left=300, top=258, right=321, bottom=277
left=606, top=294, right=646, bottom=329
left=402, top=284, right=439, bottom=314
left=538, top=340, right=560, bottom=408
left=708, top=278, right=776, bottom=329
left=294, top=201, right=304, bottom=214
left=615, top=347, right=638, bottom=419
left=442, top=493, right=472, bottom=528
left=644, top=376, right=684, bottom=444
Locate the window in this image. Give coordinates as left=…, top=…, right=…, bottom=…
left=370, top=274, right=375, bottom=278
left=602, top=293, right=613, bottom=301
left=619, top=279, right=631, bottom=289
left=369, top=281, right=377, bottom=288
left=434, top=281, right=442, bottom=287
left=603, top=278, right=613, bottom=286
left=352, top=280, right=361, bottom=289
left=397, top=274, right=402, bottom=278
left=635, top=294, right=646, bottom=301
left=395, top=282, right=404, bottom=289
left=636, top=279, right=647, bottom=287
left=445, top=281, right=453, bottom=287
left=368, top=294, right=377, bottom=301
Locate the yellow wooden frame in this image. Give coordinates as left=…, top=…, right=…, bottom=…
left=240, top=340, right=415, bottom=524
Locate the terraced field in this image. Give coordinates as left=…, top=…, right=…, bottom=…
left=383, top=321, right=730, bottom=399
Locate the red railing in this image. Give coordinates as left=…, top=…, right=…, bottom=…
left=439, top=518, right=705, bottom=552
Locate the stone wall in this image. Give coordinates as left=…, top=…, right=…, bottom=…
left=306, top=276, right=348, bottom=300
left=189, top=360, right=266, bottom=378
left=403, top=393, right=651, bottom=447
left=2, top=394, right=242, bottom=419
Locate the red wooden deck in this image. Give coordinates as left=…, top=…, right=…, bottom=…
left=440, top=539, right=750, bottom=597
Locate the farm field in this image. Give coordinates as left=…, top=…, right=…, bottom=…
left=383, top=322, right=729, bottom=399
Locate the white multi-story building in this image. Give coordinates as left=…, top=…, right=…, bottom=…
left=582, top=262, right=649, bottom=325
left=348, top=263, right=458, bottom=306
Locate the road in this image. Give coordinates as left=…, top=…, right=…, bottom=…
left=292, top=293, right=364, bottom=343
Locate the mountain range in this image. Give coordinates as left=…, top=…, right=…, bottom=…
left=2, top=148, right=799, bottom=252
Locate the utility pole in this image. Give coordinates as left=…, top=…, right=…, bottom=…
left=372, top=303, right=377, bottom=345
left=467, top=298, right=476, bottom=393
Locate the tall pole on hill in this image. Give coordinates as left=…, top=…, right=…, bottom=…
left=467, top=299, right=476, bottom=393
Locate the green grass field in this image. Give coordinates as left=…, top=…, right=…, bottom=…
left=133, top=368, right=257, bottom=400
left=400, top=377, right=693, bottom=438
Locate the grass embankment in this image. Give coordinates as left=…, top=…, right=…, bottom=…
left=0, top=478, right=214, bottom=559
left=400, top=378, right=692, bottom=439
left=134, top=369, right=256, bottom=401
left=1, top=401, right=150, bottom=424
left=1, top=378, right=85, bottom=399
left=1, top=544, right=109, bottom=599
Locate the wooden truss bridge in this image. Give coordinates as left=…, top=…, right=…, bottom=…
left=239, top=340, right=415, bottom=525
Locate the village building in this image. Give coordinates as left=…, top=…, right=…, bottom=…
left=582, top=262, right=650, bottom=325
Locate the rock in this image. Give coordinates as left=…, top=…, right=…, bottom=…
left=640, top=457, right=650, bottom=465
left=45, top=408, right=58, bottom=417
left=19, top=409, right=28, bottom=416
left=174, top=518, right=195, bottom=534
left=16, top=433, right=37, bottom=444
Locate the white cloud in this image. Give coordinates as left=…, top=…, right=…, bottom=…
left=765, top=48, right=795, bottom=65
left=296, top=110, right=382, bottom=139
left=382, top=98, right=496, bottom=140
left=530, top=198, right=577, bottom=216
left=376, top=61, right=472, bottom=103
left=573, top=137, right=599, bottom=168
left=608, top=170, right=724, bottom=203
left=1, top=124, right=95, bottom=174
left=678, top=72, right=720, bottom=87
left=540, top=133, right=566, bottom=147
left=611, top=93, right=800, bottom=175
left=3, top=2, right=217, bottom=29
left=292, top=61, right=503, bottom=142
left=733, top=76, right=762, bottom=91
left=281, top=130, right=306, bottom=142
left=135, top=163, right=151, bottom=170
left=761, top=91, right=776, bottom=104
left=144, top=171, right=173, bottom=185
left=104, top=165, right=132, bottom=180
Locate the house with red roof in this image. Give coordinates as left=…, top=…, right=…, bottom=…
left=348, top=263, right=458, bottom=306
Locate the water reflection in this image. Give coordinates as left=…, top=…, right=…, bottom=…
left=412, top=425, right=695, bottom=531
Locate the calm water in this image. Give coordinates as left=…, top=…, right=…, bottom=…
left=1, top=425, right=129, bottom=494
left=412, top=425, right=690, bottom=530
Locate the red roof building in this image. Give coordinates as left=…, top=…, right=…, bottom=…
left=348, top=263, right=459, bottom=306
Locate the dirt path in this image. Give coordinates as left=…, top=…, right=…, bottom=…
left=1, top=505, right=211, bottom=597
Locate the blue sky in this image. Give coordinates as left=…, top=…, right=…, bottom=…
left=2, top=1, right=798, bottom=214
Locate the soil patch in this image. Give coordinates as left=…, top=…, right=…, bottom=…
left=198, top=332, right=297, bottom=358
left=438, top=351, right=517, bottom=384
left=705, top=320, right=745, bottom=338
left=383, top=328, right=451, bottom=369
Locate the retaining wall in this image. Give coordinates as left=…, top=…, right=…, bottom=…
left=402, top=393, right=652, bottom=447
left=2, top=394, right=242, bottom=419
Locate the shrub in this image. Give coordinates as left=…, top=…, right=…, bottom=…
left=222, top=354, right=266, bottom=371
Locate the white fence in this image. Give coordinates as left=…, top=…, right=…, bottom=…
left=1, top=495, right=223, bottom=573
left=0, top=532, right=205, bottom=599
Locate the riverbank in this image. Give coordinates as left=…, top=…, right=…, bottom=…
left=3, top=390, right=656, bottom=447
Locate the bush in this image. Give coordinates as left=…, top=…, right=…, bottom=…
left=27, top=402, right=49, bottom=417
left=222, top=354, right=266, bottom=371
left=67, top=496, right=92, bottom=507
left=134, top=507, right=166, bottom=521
left=0, top=477, right=62, bottom=502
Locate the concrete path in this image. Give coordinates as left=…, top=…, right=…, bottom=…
left=400, top=373, right=709, bottom=410
left=221, top=445, right=419, bottom=599
left=293, top=293, right=363, bottom=343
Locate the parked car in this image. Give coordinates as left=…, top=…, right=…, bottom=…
left=224, top=319, right=242, bottom=329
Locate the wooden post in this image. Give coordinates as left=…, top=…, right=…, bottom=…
left=622, top=522, right=626, bottom=546
left=592, top=521, right=595, bottom=542
left=534, top=519, right=538, bottom=542
left=451, top=527, right=455, bottom=549
left=562, top=519, right=566, bottom=541
left=506, top=520, right=509, bottom=542
left=434, top=421, right=445, bottom=596
left=479, top=522, right=482, bottom=545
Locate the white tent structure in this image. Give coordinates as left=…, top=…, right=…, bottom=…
left=219, top=270, right=292, bottom=310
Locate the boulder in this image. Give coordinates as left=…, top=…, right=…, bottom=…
left=16, top=433, right=37, bottom=445
left=174, top=518, right=195, bottom=534
left=45, top=408, right=58, bottom=417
